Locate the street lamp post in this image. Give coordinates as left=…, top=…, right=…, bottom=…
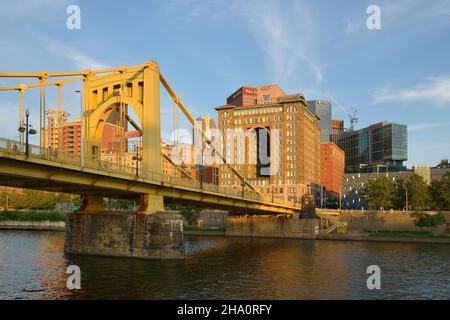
left=132, top=145, right=142, bottom=177
left=18, top=109, right=37, bottom=158
left=25, top=109, right=30, bottom=157
left=200, top=148, right=204, bottom=190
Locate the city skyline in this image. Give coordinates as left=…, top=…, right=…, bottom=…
left=0, top=0, right=449, bottom=167
left=1, top=1, right=450, bottom=303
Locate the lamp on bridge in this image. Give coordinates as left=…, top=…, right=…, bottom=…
left=132, top=145, right=142, bottom=177
left=18, top=109, right=37, bottom=157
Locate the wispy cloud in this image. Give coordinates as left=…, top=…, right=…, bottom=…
left=408, top=122, right=448, bottom=132
left=373, top=76, right=450, bottom=107
left=233, top=0, right=323, bottom=84
left=163, top=0, right=324, bottom=85
left=46, top=39, right=110, bottom=70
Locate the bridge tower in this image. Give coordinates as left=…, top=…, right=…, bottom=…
left=82, top=60, right=163, bottom=213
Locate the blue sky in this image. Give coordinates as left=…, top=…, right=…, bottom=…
left=0, top=0, right=449, bottom=167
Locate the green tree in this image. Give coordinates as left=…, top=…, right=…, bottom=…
left=1, top=189, right=79, bottom=211
left=105, top=198, right=136, bottom=210
left=180, top=207, right=200, bottom=226
left=361, top=176, right=395, bottom=210
left=429, top=172, right=450, bottom=211
left=406, top=174, right=430, bottom=211
left=394, top=175, right=430, bottom=211
left=393, top=179, right=407, bottom=210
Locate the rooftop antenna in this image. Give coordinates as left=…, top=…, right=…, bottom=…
left=325, top=92, right=358, bottom=131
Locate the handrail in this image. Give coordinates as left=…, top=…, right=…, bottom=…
left=0, top=137, right=300, bottom=209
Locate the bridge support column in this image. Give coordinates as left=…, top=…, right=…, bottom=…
left=65, top=210, right=184, bottom=259
left=138, top=193, right=164, bottom=213
left=79, top=194, right=104, bottom=212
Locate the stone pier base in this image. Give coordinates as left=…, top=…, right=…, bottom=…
left=65, top=211, right=184, bottom=259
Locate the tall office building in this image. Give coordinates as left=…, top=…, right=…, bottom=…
left=192, top=115, right=219, bottom=185
left=337, top=121, right=407, bottom=173
left=46, top=108, right=69, bottom=149
left=320, top=142, right=345, bottom=195
left=59, top=119, right=82, bottom=155
left=47, top=109, right=120, bottom=156
left=195, top=115, right=217, bottom=149
left=196, top=115, right=216, bottom=136
left=216, top=85, right=321, bottom=202
left=307, top=100, right=331, bottom=143
left=331, top=119, right=344, bottom=143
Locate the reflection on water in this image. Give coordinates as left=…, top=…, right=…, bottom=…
left=0, top=230, right=449, bottom=299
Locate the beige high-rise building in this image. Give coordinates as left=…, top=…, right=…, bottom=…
left=216, top=87, right=321, bottom=202
left=196, top=115, right=216, bottom=137
left=46, top=108, right=69, bottom=149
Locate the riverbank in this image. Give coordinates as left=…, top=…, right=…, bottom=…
left=2, top=212, right=450, bottom=245
left=0, top=211, right=65, bottom=231
left=316, top=233, right=450, bottom=244
left=2, top=223, right=449, bottom=244
left=0, top=220, right=65, bottom=231
left=186, top=227, right=450, bottom=244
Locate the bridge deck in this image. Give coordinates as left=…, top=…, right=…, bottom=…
left=0, top=138, right=300, bottom=214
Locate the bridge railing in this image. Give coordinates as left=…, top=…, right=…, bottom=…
left=0, top=137, right=299, bottom=208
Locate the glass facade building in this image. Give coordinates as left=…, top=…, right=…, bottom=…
left=307, top=100, right=331, bottom=142
left=337, top=122, right=407, bottom=173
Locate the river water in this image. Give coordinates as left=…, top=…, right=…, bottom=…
left=0, top=230, right=449, bottom=300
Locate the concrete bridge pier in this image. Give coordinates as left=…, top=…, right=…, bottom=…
left=64, top=193, right=185, bottom=259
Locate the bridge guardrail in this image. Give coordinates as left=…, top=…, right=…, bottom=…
left=0, top=137, right=299, bottom=209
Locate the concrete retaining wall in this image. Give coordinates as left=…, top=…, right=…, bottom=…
left=196, top=210, right=228, bottom=229
left=339, top=211, right=449, bottom=233
left=226, top=217, right=319, bottom=239
left=65, top=211, right=185, bottom=259
left=0, top=220, right=65, bottom=231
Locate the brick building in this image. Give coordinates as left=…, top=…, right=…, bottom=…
left=320, top=142, right=345, bottom=196
left=216, top=86, right=321, bottom=202
left=226, top=84, right=286, bottom=107
left=47, top=108, right=122, bottom=156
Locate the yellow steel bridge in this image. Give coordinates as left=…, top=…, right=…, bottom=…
left=0, top=61, right=300, bottom=215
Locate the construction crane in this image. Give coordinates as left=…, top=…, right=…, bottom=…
left=325, top=91, right=358, bottom=131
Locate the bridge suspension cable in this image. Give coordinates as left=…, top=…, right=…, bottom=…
left=159, top=73, right=257, bottom=194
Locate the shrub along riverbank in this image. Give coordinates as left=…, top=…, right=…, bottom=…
left=0, top=211, right=65, bottom=222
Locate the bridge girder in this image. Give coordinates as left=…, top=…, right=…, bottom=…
left=0, top=156, right=299, bottom=215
